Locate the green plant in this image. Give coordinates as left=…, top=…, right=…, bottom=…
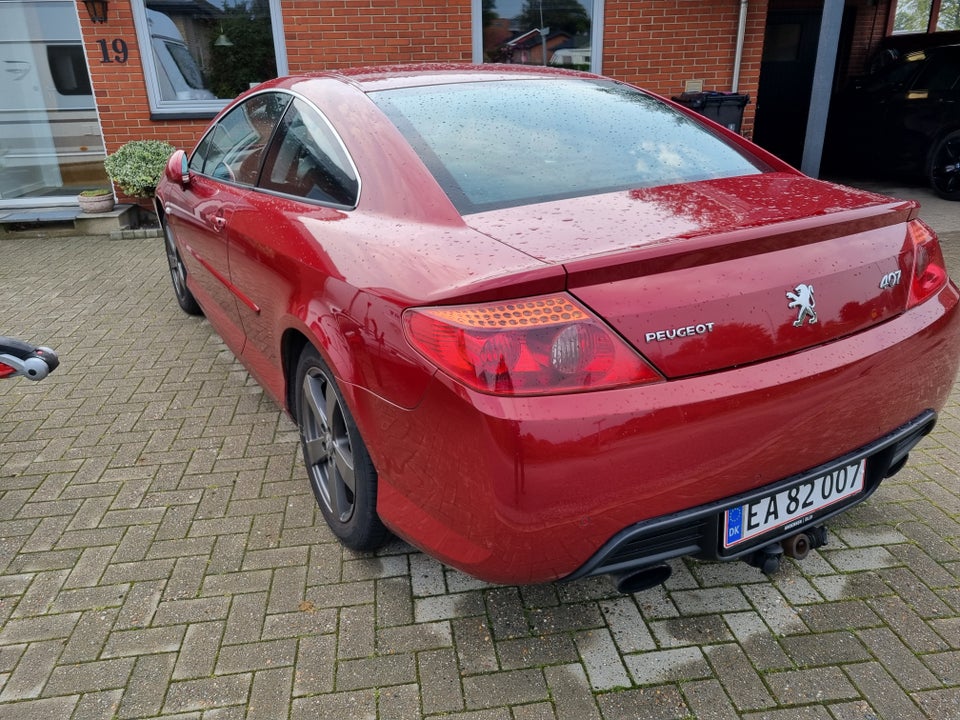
left=79, top=187, right=112, bottom=197
left=103, top=140, right=176, bottom=198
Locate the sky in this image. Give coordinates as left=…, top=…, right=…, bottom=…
left=492, top=1, right=525, bottom=19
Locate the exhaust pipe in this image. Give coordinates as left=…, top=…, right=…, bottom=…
left=613, top=564, right=672, bottom=594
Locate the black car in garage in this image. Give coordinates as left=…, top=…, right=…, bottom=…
left=827, top=43, right=959, bottom=200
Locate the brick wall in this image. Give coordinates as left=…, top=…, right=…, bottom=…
left=603, top=0, right=767, bottom=136
left=81, top=5, right=208, bottom=153
left=283, top=0, right=473, bottom=71
left=847, top=0, right=893, bottom=76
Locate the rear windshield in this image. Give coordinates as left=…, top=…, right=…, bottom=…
left=371, top=78, right=764, bottom=214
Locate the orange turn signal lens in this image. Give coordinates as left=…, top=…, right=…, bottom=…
left=420, top=296, right=589, bottom=328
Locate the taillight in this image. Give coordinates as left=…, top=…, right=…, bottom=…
left=0, top=362, right=14, bottom=378
left=905, top=219, right=948, bottom=309
left=403, top=293, right=662, bottom=395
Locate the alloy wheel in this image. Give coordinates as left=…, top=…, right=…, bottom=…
left=299, top=366, right=356, bottom=523
left=930, top=131, right=960, bottom=200
left=164, top=224, right=189, bottom=299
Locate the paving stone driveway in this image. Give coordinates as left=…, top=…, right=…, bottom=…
left=1, top=194, right=959, bottom=719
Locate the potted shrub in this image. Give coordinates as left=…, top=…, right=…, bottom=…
left=77, top=187, right=115, bottom=214
left=104, top=140, right=177, bottom=199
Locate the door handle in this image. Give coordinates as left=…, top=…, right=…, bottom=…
left=212, top=215, right=227, bottom=232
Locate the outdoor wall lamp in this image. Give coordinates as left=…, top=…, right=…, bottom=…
left=81, top=0, right=109, bottom=23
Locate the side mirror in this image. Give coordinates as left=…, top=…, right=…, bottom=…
left=165, top=150, right=191, bottom=188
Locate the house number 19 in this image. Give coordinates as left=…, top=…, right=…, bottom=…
left=96, top=39, right=129, bottom=64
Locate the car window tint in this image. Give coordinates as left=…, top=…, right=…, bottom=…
left=371, top=78, right=764, bottom=214
left=190, top=128, right=228, bottom=178
left=259, top=98, right=359, bottom=207
left=912, top=52, right=960, bottom=92
left=189, top=92, right=290, bottom=184
left=861, top=53, right=924, bottom=93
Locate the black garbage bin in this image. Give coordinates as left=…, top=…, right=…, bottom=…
left=671, top=91, right=750, bottom=134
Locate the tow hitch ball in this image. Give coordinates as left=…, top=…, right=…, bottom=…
left=745, top=526, right=829, bottom=575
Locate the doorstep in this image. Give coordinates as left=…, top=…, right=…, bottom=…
left=0, top=203, right=141, bottom=237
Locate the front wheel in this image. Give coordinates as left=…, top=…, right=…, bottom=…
left=162, top=217, right=203, bottom=315
left=294, top=345, right=389, bottom=551
left=928, top=130, right=960, bottom=201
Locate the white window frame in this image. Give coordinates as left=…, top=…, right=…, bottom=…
left=471, top=0, right=605, bottom=75
left=131, top=0, right=288, bottom=117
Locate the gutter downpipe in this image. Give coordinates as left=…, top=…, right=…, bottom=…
left=731, top=0, right=749, bottom=93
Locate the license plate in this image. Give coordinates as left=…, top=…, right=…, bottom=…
left=723, top=459, right=866, bottom=550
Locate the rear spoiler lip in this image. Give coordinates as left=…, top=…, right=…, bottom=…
left=562, top=200, right=919, bottom=286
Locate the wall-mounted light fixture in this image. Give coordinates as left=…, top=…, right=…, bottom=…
left=81, top=0, right=109, bottom=23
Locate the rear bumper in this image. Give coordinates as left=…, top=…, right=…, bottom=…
left=356, top=282, right=960, bottom=585
left=564, top=410, right=935, bottom=581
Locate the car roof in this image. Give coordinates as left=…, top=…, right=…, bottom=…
left=297, top=62, right=601, bottom=93
left=903, top=43, right=960, bottom=60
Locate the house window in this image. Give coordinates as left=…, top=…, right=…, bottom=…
left=474, top=0, right=604, bottom=74
left=892, top=0, right=960, bottom=34
left=935, top=1, right=960, bottom=31
left=132, top=0, right=288, bottom=117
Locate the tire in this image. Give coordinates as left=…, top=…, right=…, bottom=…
left=162, top=217, right=203, bottom=315
left=928, top=130, right=960, bottom=201
left=294, top=345, right=389, bottom=551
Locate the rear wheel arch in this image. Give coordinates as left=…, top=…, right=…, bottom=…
left=290, top=338, right=390, bottom=551
left=281, top=326, right=357, bottom=413
left=282, top=329, right=313, bottom=414
left=928, top=125, right=960, bottom=158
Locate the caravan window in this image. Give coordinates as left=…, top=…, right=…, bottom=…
left=47, top=45, right=92, bottom=95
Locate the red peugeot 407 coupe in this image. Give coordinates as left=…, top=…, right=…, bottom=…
left=155, top=64, right=960, bottom=592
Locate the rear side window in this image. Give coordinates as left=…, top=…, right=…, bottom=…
left=259, top=98, right=359, bottom=208
left=371, top=78, right=764, bottom=214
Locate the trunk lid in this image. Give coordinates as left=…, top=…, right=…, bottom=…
left=465, top=174, right=919, bottom=377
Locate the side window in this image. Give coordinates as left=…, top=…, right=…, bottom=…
left=259, top=98, right=360, bottom=207
left=912, top=53, right=960, bottom=93
left=862, top=55, right=924, bottom=93
left=189, top=92, right=289, bottom=184
left=189, top=127, right=229, bottom=178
